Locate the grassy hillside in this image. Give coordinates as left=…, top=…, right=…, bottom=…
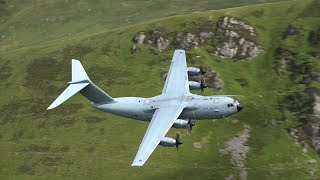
left=1, top=0, right=320, bottom=179
left=0, top=0, right=287, bottom=53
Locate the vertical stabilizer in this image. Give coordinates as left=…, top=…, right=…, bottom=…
left=71, top=59, right=90, bottom=83
left=47, top=59, right=115, bottom=110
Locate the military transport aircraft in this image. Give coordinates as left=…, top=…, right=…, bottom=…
left=47, top=49, right=243, bottom=166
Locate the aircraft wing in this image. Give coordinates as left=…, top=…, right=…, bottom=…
left=131, top=104, right=185, bottom=166
left=162, top=49, right=189, bottom=96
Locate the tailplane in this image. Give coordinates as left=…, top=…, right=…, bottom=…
left=47, top=59, right=115, bottom=110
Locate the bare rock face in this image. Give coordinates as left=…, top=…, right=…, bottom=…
left=220, top=16, right=256, bottom=36
left=133, top=30, right=170, bottom=51
left=290, top=94, right=320, bottom=154
left=314, top=95, right=320, bottom=118
left=156, top=36, right=170, bottom=51
left=214, top=16, right=262, bottom=60
left=134, top=32, right=146, bottom=44
left=174, top=32, right=214, bottom=49
left=302, top=94, right=320, bottom=153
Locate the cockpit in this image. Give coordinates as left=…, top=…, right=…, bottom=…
left=227, top=103, right=234, bottom=107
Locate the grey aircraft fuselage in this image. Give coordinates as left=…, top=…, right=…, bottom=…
left=93, top=94, right=241, bottom=122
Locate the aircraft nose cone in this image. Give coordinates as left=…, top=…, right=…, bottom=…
left=237, top=104, right=244, bottom=112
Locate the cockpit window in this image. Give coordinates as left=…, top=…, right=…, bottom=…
left=227, top=104, right=234, bottom=107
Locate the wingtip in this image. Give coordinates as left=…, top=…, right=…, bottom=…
left=131, top=163, right=143, bottom=167
left=47, top=104, right=55, bottom=110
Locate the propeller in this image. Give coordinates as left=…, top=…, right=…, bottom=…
left=200, top=77, right=207, bottom=94
left=187, top=119, right=196, bottom=133
left=175, top=132, right=183, bottom=150
left=200, top=66, right=206, bottom=75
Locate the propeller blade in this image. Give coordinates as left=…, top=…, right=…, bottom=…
left=200, top=66, right=206, bottom=75
left=200, top=77, right=207, bottom=94
left=187, top=119, right=195, bottom=133
left=175, top=132, right=183, bottom=150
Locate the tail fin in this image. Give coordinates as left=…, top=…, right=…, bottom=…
left=47, top=59, right=115, bottom=110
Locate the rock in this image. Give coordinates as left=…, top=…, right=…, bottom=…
left=225, top=175, right=234, bottom=180
left=313, top=95, right=320, bottom=118
left=174, top=32, right=203, bottom=49
left=214, top=16, right=261, bottom=60
left=229, top=30, right=239, bottom=38
left=199, top=31, right=214, bottom=43
left=132, top=16, right=261, bottom=60
left=231, top=119, right=239, bottom=124
left=134, top=32, right=146, bottom=44
left=308, top=159, right=317, bottom=164
left=156, top=37, right=169, bottom=51
left=193, top=142, right=202, bottom=150
left=131, top=45, right=140, bottom=54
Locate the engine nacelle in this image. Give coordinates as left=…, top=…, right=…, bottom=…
left=172, top=119, right=189, bottom=129
left=159, top=137, right=176, bottom=147
left=189, top=81, right=201, bottom=90
left=187, top=67, right=200, bottom=76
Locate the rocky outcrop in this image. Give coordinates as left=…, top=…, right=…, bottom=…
left=301, top=95, right=320, bottom=153
left=174, top=32, right=214, bottom=49
left=214, top=17, right=262, bottom=60
left=219, top=16, right=256, bottom=36
left=220, top=125, right=250, bottom=180
left=134, top=32, right=146, bottom=44
left=133, top=30, right=170, bottom=51
left=132, top=16, right=262, bottom=60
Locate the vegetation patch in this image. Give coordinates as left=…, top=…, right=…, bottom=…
left=61, top=45, right=93, bottom=61
left=40, top=156, right=63, bottom=166
left=0, top=59, right=12, bottom=82
left=25, top=57, right=68, bottom=95
left=300, top=0, right=320, bottom=17
left=16, top=160, right=36, bottom=175
left=10, top=129, right=24, bottom=142
left=308, top=28, right=320, bottom=46
left=235, top=78, right=249, bottom=87
left=85, top=116, right=106, bottom=124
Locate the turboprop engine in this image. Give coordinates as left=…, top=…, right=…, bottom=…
left=159, top=133, right=183, bottom=150
left=189, top=81, right=207, bottom=91
left=187, top=66, right=206, bottom=76
left=172, top=119, right=196, bottom=133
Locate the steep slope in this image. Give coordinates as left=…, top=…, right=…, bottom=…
left=0, top=0, right=320, bottom=179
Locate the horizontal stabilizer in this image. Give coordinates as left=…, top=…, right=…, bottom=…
left=47, top=83, right=89, bottom=110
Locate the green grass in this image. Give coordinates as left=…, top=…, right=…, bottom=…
left=0, top=0, right=288, bottom=53
left=1, top=0, right=320, bottom=179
